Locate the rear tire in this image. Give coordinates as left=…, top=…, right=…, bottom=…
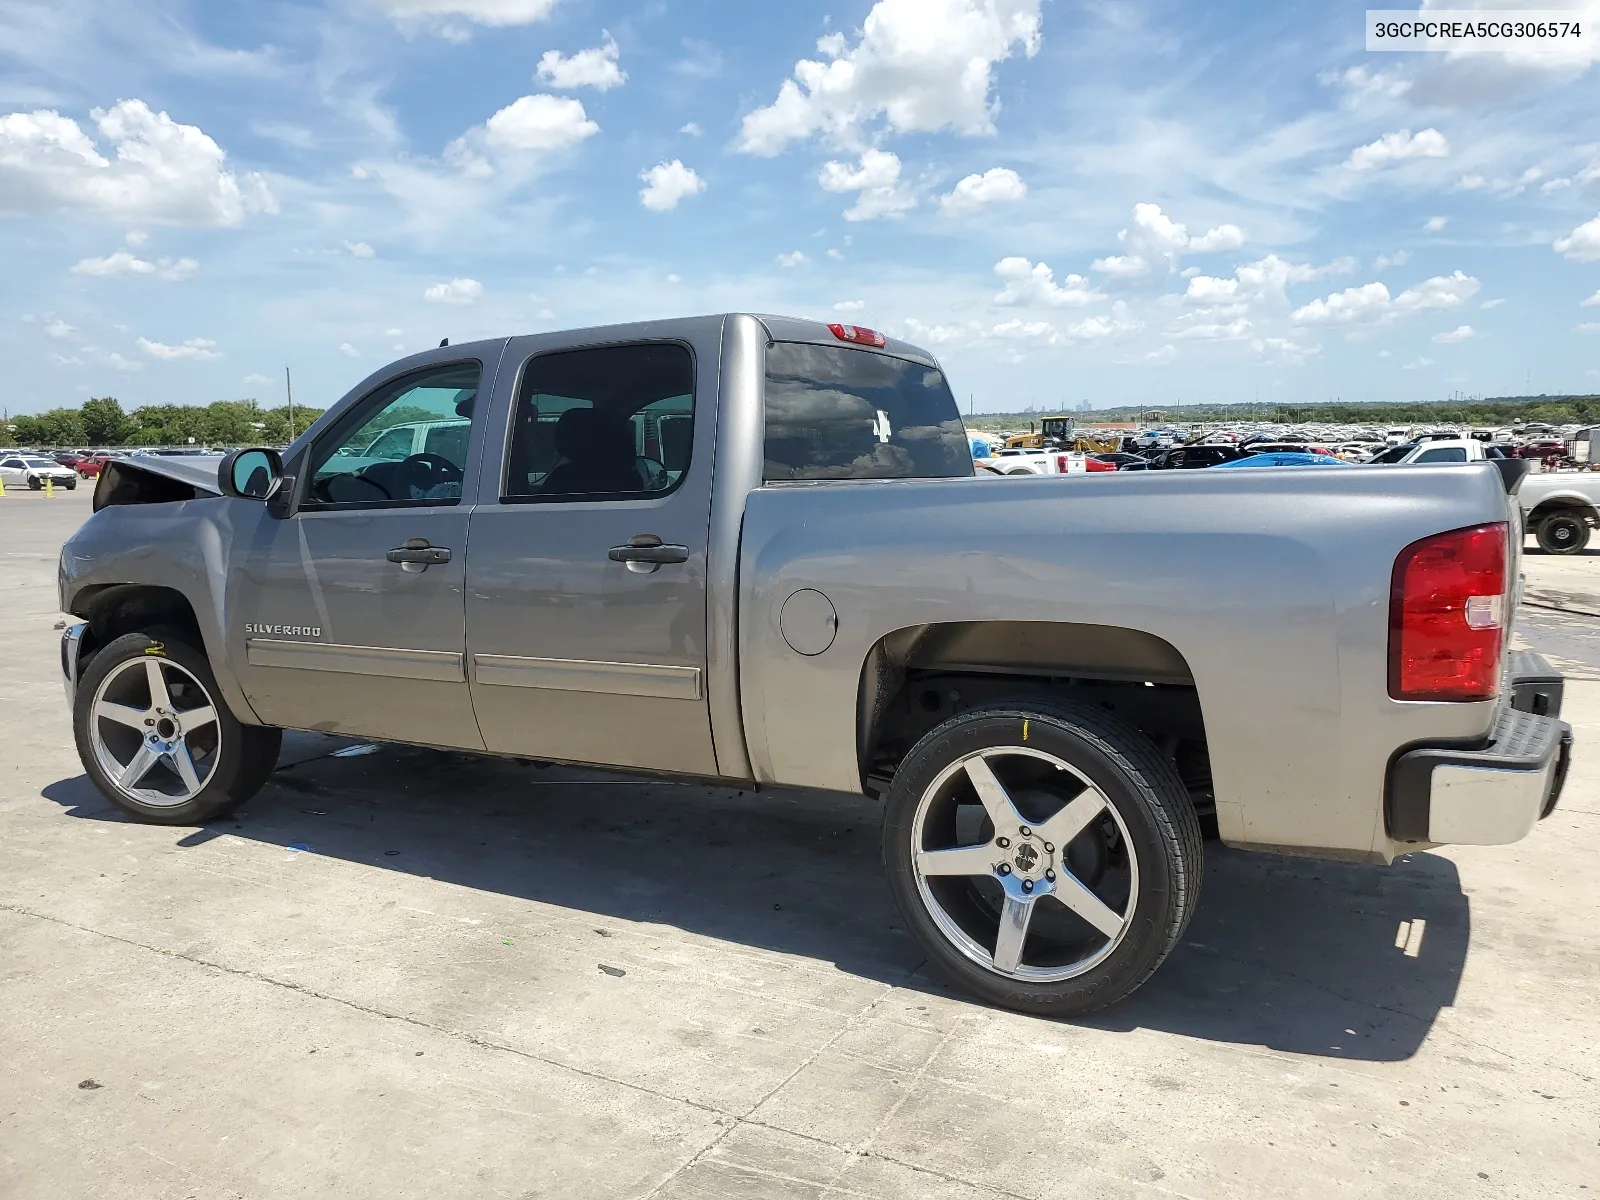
left=73, top=630, right=281, bottom=825
left=882, top=697, right=1203, bottom=1017
left=1536, top=511, right=1590, bottom=555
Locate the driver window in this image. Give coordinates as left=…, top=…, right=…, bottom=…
left=304, top=361, right=481, bottom=508
left=503, top=342, right=694, bottom=501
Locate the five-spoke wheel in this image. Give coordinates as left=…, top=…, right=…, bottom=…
left=912, top=747, right=1139, bottom=981
left=90, top=655, right=222, bottom=806
left=884, top=699, right=1203, bottom=1016
left=73, top=630, right=281, bottom=824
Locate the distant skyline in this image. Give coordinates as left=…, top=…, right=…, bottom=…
left=1, top=0, right=1598, bottom=415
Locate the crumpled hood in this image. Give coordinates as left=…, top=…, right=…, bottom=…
left=111, top=454, right=223, bottom=495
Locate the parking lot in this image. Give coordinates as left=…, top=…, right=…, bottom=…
left=2, top=486, right=1596, bottom=1199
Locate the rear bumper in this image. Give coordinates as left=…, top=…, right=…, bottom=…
left=1387, top=652, right=1571, bottom=846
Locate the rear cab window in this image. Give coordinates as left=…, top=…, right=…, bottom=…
left=762, top=342, right=973, bottom=482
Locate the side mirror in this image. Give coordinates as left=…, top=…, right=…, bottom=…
left=218, top=447, right=284, bottom=500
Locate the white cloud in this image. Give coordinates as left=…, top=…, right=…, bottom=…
left=1291, top=271, right=1480, bottom=326
left=993, top=257, right=1098, bottom=307
left=424, top=277, right=483, bottom=304
left=537, top=36, right=626, bottom=91
left=0, top=99, right=275, bottom=227
left=480, top=94, right=598, bottom=152
left=679, top=122, right=703, bottom=137
left=344, top=240, right=375, bottom=258
left=1402, top=357, right=1434, bottom=370
left=138, top=336, right=220, bottom=361
left=1373, top=250, right=1410, bottom=270
left=1581, top=290, right=1600, bottom=308
left=70, top=251, right=198, bottom=280
left=1090, top=203, right=1244, bottom=280
left=45, top=319, right=73, bottom=339
left=1175, top=318, right=1252, bottom=341
left=818, top=149, right=915, bottom=221
left=834, top=299, right=866, bottom=312
left=826, top=248, right=845, bottom=261
left=124, top=229, right=148, bottom=247
left=1176, top=254, right=1353, bottom=316
left=384, top=328, right=403, bottom=338
left=939, top=167, right=1026, bottom=216
left=1579, top=322, right=1600, bottom=334
left=1454, top=173, right=1487, bottom=191
left=1345, top=128, right=1450, bottom=171
left=1145, top=344, right=1178, bottom=364
left=1323, top=65, right=1411, bottom=102
left=639, top=159, right=705, bottom=211
left=107, top=352, right=143, bottom=372
left=1433, top=324, right=1475, bottom=343
left=379, top=0, right=558, bottom=36
left=1423, top=215, right=1448, bottom=232
left=777, top=250, right=809, bottom=267
left=737, top=0, right=1043, bottom=156
left=339, top=342, right=361, bottom=358
left=244, top=373, right=271, bottom=386
left=1254, top=337, right=1320, bottom=364
left=1481, top=297, right=1505, bottom=309
left=1554, top=213, right=1600, bottom=262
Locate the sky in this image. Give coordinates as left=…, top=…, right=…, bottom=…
left=1, top=0, right=1598, bottom=417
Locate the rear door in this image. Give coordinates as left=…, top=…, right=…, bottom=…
left=229, top=351, right=502, bottom=749
left=463, top=335, right=720, bottom=775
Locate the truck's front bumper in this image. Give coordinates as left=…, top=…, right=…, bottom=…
left=61, top=620, right=89, bottom=707
left=1387, top=651, right=1571, bottom=846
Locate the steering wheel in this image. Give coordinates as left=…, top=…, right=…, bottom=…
left=397, top=452, right=463, bottom=495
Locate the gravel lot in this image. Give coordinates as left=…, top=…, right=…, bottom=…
left=2, top=487, right=1596, bottom=1199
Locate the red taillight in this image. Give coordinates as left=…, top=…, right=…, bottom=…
left=828, top=323, right=887, bottom=348
left=1389, top=522, right=1507, bottom=701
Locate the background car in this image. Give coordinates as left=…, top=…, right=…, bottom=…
left=0, top=453, right=78, bottom=490
left=1213, top=452, right=1349, bottom=468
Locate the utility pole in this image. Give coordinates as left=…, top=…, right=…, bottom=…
left=285, top=366, right=296, bottom=440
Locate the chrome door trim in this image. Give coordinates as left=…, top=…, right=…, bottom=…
left=472, top=653, right=704, bottom=700
left=247, top=638, right=466, bottom=682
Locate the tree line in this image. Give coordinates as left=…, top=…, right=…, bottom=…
left=0, top=398, right=327, bottom=449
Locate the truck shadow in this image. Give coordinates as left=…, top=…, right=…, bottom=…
left=42, top=736, right=1467, bottom=1063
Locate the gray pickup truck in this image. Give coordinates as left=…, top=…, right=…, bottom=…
left=58, top=314, right=1572, bottom=1015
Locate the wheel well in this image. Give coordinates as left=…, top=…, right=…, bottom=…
left=76, top=584, right=204, bottom=654
left=1529, top=500, right=1599, bottom=526
left=857, top=621, right=1211, bottom=817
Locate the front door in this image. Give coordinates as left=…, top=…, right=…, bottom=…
left=464, top=338, right=718, bottom=776
left=229, top=354, right=499, bottom=749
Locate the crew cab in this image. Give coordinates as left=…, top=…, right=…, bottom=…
left=57, top=314, right=1571, bottom=1016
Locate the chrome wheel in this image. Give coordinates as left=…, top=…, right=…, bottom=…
left=88, top=656, right=222, bottom=807
left=911, top=746, right=1139, bottom=983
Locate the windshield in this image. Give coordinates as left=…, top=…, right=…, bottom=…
left=22, top=457, right=58, bottom=468
left=762, top=342, right=972, bottom=482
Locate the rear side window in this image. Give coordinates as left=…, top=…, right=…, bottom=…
left=762, top=342, right=972, bottom=481
left=503, top=342, right=694, bottom=501
left=1416, top=447, right=1468, bottom=463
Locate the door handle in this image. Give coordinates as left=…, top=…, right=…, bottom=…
left=609, top=534, right=689, bottom=571
left=387, top=539, right=451, bottom=569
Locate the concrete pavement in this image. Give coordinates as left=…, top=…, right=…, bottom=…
left=1, top=487, right=1596, bottom=1199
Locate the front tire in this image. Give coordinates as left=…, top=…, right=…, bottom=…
left=73, top=631, right=281, bottom=825
left=883, top=698, right=1203, bottom=1017
left=1536, top=511, right=1590, bottom=555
